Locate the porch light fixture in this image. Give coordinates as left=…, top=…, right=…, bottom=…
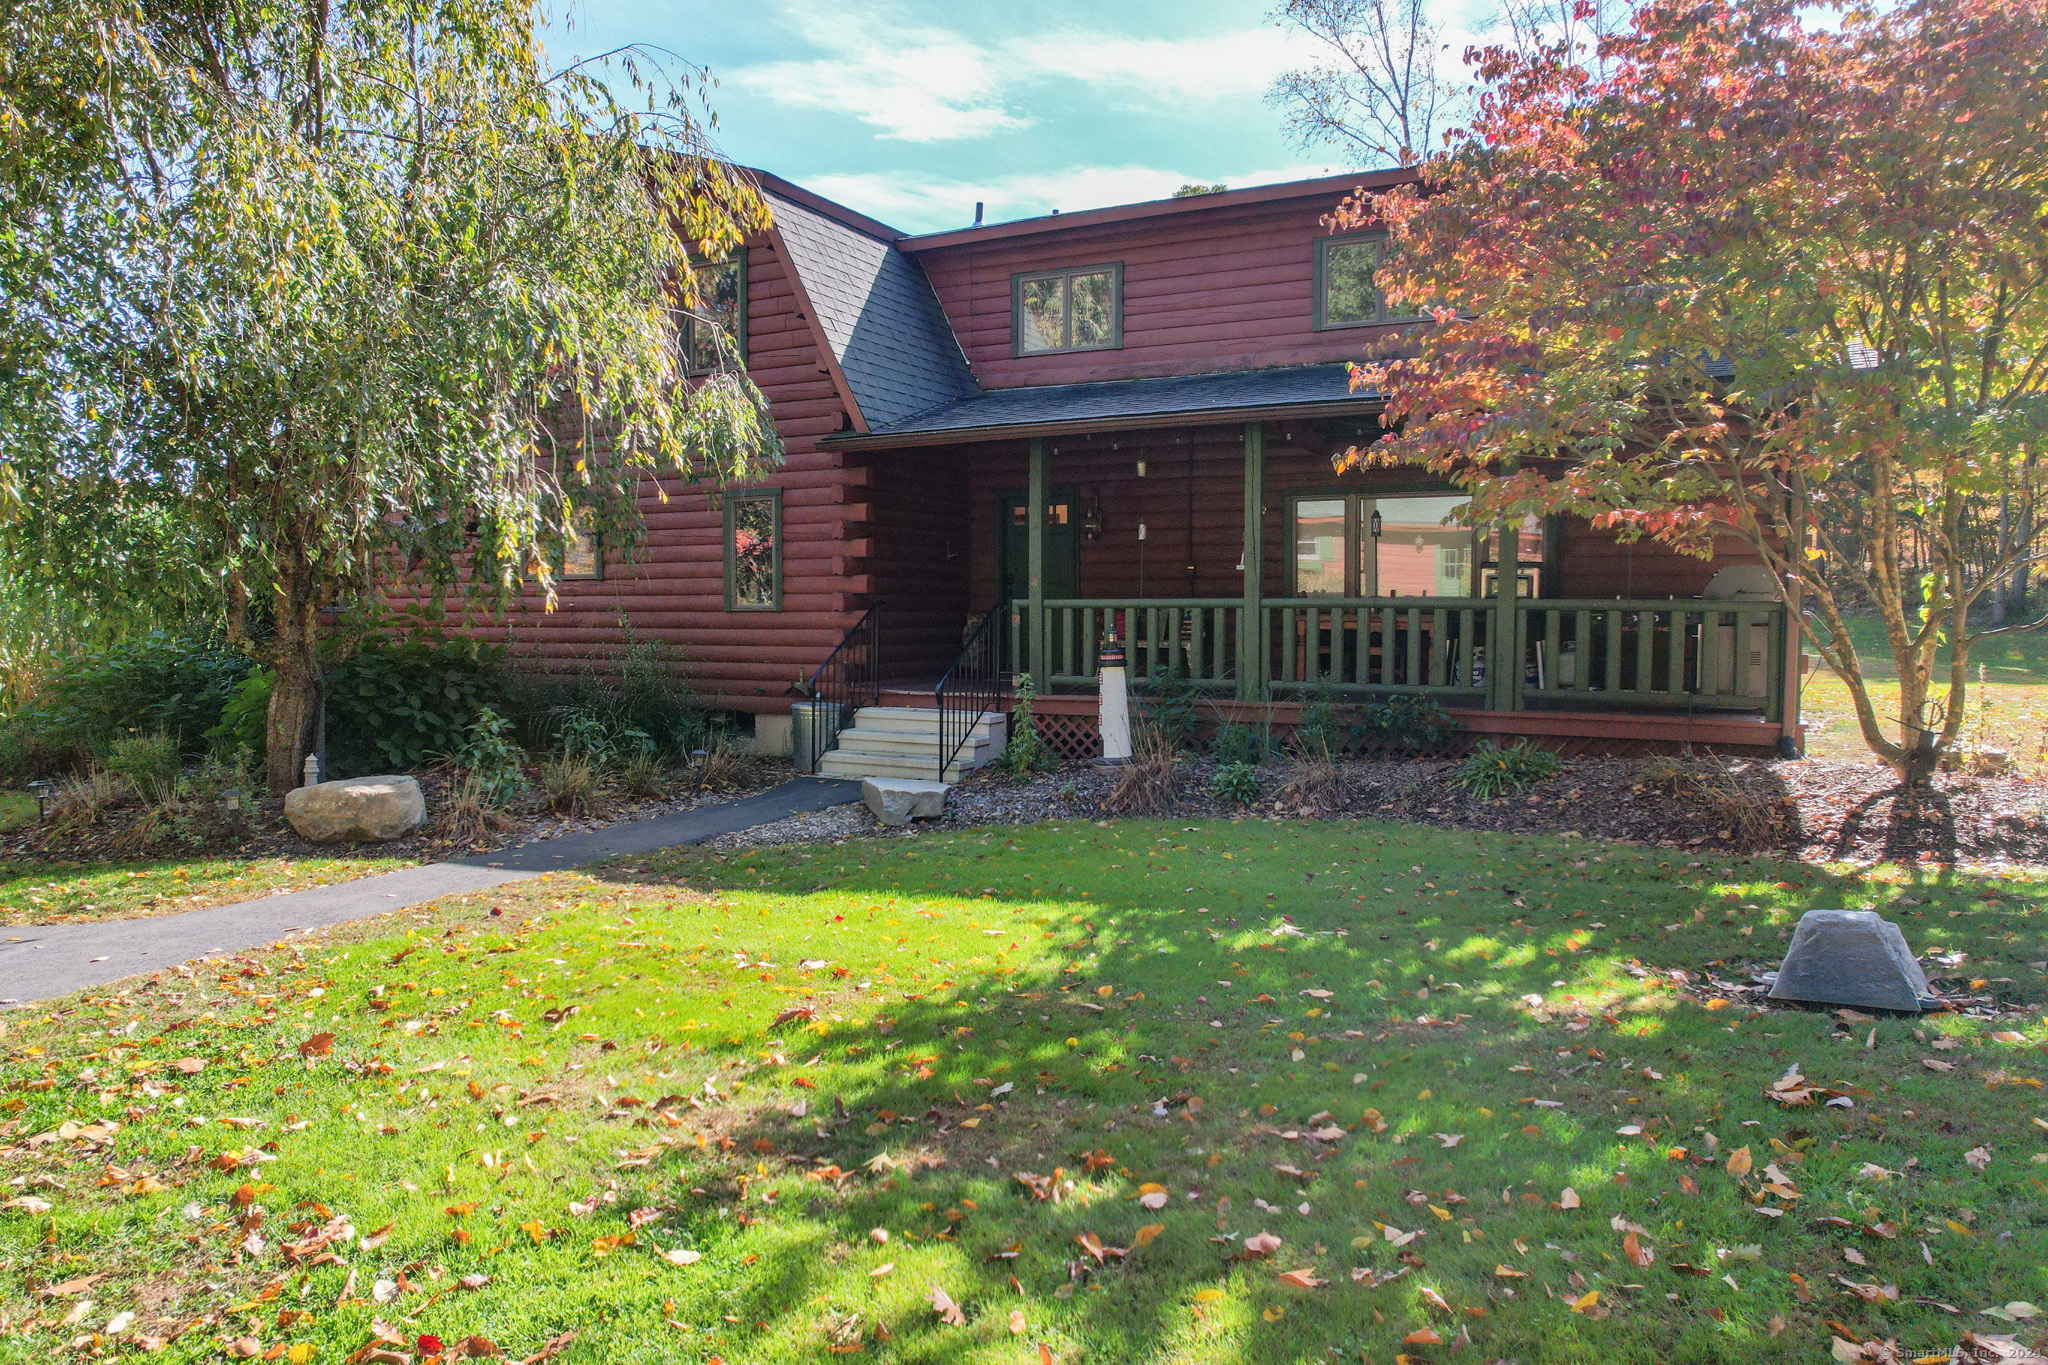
left=1369, top=508, right=1384, bottom=540
left=1081, top=496, right=1104, bottom=540
left=26, top=779, right=52, bottom=820
left=1135, top=460, right=1147, bottom=478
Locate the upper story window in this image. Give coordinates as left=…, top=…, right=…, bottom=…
left=1315, top=232, right=1391, bottom=329
left=1012, top=263, right=1122, bottom=356
left=684, top=254, right=747, bottom=374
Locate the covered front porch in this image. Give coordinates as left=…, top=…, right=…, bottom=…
left=987, top=419, right=1800, bottom=755
left=842, top=388, right=1802, bottom=758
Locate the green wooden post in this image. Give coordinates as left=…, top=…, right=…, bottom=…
left=1027, top=437, right=1048, bottom=690
left=1492, top=515, right=1523, bottom=711
left=1240, top=422, right=1265, bottom=699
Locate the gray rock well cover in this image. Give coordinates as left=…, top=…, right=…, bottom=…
left=1767, top=909, right=1937, bottom=1012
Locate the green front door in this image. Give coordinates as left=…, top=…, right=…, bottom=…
left=998, top=488, right=1079, bottom=668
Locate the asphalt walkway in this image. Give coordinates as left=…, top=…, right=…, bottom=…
left=0, top=777, right=858, bottom=1007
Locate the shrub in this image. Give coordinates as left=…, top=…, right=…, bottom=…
left=1137, top=667, right=1202, bottom=752
left=0, top=633, right=250, bottom=774
left=1355, top=694, right=1459, bottom=752
left=996, top=674, right=1058, bottom=778
left=555, top=710, right=615, bottom=763
left=1450, top=740, right=1563, bottom=799
left=1210, top=760, right=1263, bottom=805
left=1212, top=722, right=1269, bottom=767
left=454, top=707, right=527, bottom=807
left=1291, top=694, right=1342, bottom=759
left=206, top=668, right=273, bottom=762
left=502, top=628, right=704, bottom=757
left=106, top=731, right=181, bottom=804
left=326, top=624, right=504, bottom=775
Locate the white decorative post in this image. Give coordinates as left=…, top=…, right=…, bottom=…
left=1097, top=628, right=1132, bottom=766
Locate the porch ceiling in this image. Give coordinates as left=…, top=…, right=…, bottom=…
left=817, top=362, right=1383, bottom=450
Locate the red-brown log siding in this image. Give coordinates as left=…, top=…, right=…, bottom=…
left=476, top=236, right=868, bottom=712
left=912, top=195, right=1405, bottom=389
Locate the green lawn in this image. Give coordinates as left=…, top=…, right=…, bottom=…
left=3, top=821, right=2046, bottom=1364
left=0, top=854, right=412, bottom=925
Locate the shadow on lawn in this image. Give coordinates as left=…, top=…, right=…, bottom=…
left=565, top=838, right=2045, bottom=1362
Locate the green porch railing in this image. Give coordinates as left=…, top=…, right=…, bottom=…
left=1009, top=598, right=1243, bottom=688
left=1010, top=597, right=1785, bottom=717
left=1263, top=597, right=1491, bottom=698
left=1518, top=599, right=1787, bottom=721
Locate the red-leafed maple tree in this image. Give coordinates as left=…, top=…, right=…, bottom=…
left=1340, top=0, right=2048, bottom=783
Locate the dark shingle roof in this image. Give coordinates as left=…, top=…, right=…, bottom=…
left=841, top=363, right=1376, bottom=443
left=764, top=192, right=976, bottom=429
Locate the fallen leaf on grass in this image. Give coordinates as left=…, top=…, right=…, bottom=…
left=1133, top=1224, right=1165, bottom=1249
left=1403, top=1329, right=1442, bottom=1346
left=1727, top=1146, right=1753, bottom=1178
left=1278, top=1268, right=1327, bottom=1289
left=1494, top=1265, right=1530, bottom=1280
left=1558, top=1188, right=1580, bottom=1209
left=1623, top=1232, right=1655, bottom=1268
left=1965, top=1146, right=1992, bottom=1172
left=928, top=1285, right=966, bottom=1326
left=1241, top=1232, right=1282, bottom=1258
left=1008, top=1309, right=1026, bottom=1335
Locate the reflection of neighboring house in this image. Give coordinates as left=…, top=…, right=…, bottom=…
left=492, top=168, right=1800, bottom=770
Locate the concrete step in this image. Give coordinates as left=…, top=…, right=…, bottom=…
left=818, top=750, right=973, bottom=783
left=834, top=730, right=991, bottom=761
left=849, top=706, right=1006, bottom=739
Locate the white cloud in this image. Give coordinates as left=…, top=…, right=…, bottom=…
left=1004, top=26, right=1309, bottom=103
left=728, top=10, right=1030, bottom=143
left=726, top=5, right=1320, bottom=143
left=798, top=162, right=1344, bottom=234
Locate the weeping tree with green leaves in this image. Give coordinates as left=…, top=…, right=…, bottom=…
left=0, top=0, right=780, bottom=791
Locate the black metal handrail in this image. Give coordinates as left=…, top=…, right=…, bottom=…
left=935, top=606, right=1004, bottom=781
left=799, top=604, right=881, bottom=773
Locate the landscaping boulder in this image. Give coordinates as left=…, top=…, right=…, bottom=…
left=862, top=777, right=949, bottom=827
left=1766, top=909, right=1937, bottom=1013
left=284, top=775, right=426, bottom=843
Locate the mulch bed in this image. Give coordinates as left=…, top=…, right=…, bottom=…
left=710, top=754, right=2048, bottom=871
left=0, top=761, right=791, bottom=867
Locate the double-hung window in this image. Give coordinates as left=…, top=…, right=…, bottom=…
left=684, top=254, right=747, bottom=374
left=1012, top=263, right=1122, bottom=355
left=722, top=488, right=781, bottom=611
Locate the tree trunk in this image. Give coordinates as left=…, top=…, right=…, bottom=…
left=265, top=609, right=323, bottom=794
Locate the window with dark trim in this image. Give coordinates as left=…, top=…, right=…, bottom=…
left=723, top=488, right=781, bottom=611
left=1287, top=491, right=1480, bottom=597
left=1315, top=232, right=1393, bottom=329
left=684, top=254, right=747, bottom=374
left=1012, top=263, right=1122, bottom=356
left=557, top=508, right=603, bottom=581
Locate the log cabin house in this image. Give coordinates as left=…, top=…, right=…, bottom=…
left=496, top=167, right=1804, bottom=780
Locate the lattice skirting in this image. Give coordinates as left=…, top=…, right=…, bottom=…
left=1026, top=710, right=1102, bottom=764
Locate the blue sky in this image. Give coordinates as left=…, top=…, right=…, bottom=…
left=544, top=0, right=1494, bottom=234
